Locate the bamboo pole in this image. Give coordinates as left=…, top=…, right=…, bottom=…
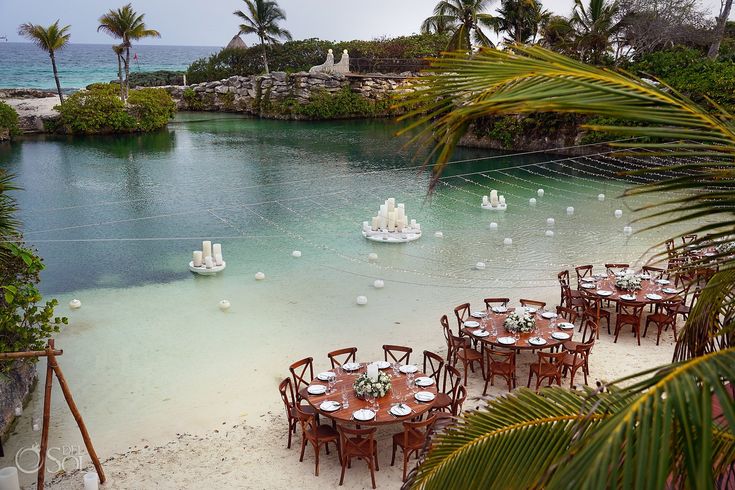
left=36, top=342, right=55, bottom=489
left=0, top=349, right=63, bottom=359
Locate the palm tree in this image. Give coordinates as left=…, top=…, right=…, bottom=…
left=709, top=0, right=734, bottom=59
left=399, top=45, right=735, bottom=487
left=570, top=0, right=623, bottom=64
left=421, top=0, right=497, bottom=51
left=491, top=0, right=550, bottom=45
left=540, top=15, right=577, bottom=55
left=233, top=0, right=292, bottom=74
left=98, top=4, right=160, bottom=99
left=17, top=21, right=70, bottom=104
left=112, top=44, right=125, bottom=99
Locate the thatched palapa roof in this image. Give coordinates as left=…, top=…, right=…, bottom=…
left=226, top=35, right=247, bottom=50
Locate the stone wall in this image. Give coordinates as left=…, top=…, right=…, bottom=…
left=165, top=71, right=415, bottom=118
left=0, top=362, right=37, bottom=440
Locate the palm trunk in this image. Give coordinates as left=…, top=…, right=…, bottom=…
left=260, top=38, right=269, bottom=74
left=708, top=0, right=734, bottom=59
left=116, top=53, right=124, bottom=100
left=49, top=51, right=64, bottom=105
left=124, top=46, right=131, bottom=100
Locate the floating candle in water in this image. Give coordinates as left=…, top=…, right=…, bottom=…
left=204, top=256, right=214, bottom=269
left=489, top=222, right=498, bottom=230
left=371, top=217, right=379, bottom=230
left=202, top=241, right=212, bottom=259
left=529, top=198, right=537, bottom=206
left=545, top=230, right=555, bottom=237
left=566, top=206, right=575, bottom=215
left=69, top=299, right=81, bottom=309
left=434, top=231, right=444, bottom=238
left=482, top=195, right=489, bottom=205
left=546, top=218, right=555, bottom=226
left=212, top=243, right=222, bottom=257
left=598, top=193, right=606, bottom=201
left=255, top=272, right=266, bottom=280
left=292, top=250, right=302, bottom=258
left=356, top=295, right=368, bottom=305
left=214, top=254, right=223, bottom=266
left=218, top=300, right=231, bottom=311
left=623, top=226, right=633, bottom=236
left=192, top=251, right=203, bottom=267
left=614, top=209, right=623, bottom=218
left=537, top=189, right=544, bottom=197
left=504, top=238, right=513, bottom=245
left=373, top=279, right=384, bottom=288
left=475, top=262, right=486, bottom=270
left=368, top=253, right=378, bottom=261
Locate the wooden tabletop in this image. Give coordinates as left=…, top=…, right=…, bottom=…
left=305, top=363, right=438, bottom=426
left=579, top=273, right=679, bottom=304
left=461, top=307, right=575, bottom=350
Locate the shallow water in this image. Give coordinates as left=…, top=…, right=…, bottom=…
left=0, top=114, right=701, bottom=480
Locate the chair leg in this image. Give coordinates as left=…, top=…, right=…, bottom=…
left=314, top=443, right=320, bottom=476
left=369, top=459, right=376, bottom=489
left=299, top=438, right=307, bottom=462
left=339, top=455, right=347, bottom=486
left=402, top=450, right=410, bottom=482
left=613, top=322, right=621, bottom=343
left=527, top=370, right=533, bottom=388
left=391, top=441, right=397, bottom=466
left=287, top=420, right=293, bottom=449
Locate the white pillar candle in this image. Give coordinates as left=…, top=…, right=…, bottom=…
left=546, top=218, right=555, bottom=226
left=545, top=230, right=555, bottom=237
left=482, top=195, right=489, bottom=205
left=566, top=206, right=574, bottom=215
left=202, top=241, right=212, bottom=259
left=537, top=189, right=545, bottom=197
left=378, top=215, right=387, bottom=229
left=83, top=472, right=99, bottom=490
left=499, top=195, right=506, bottom=205
left=379, top=204, right=387, bottom=218
left=204, top=256, right=214, bottom=269
left=362, top=221, right=370, bottom=232
left=614, top=209, right=623, bottom=218
left=367, top=363, right=379, bottom=380
left=371, top=217, right=379, bottom=231
left=388, top=211, right=396, bottom=231
left=398, top=203, right=405, bottom=210
left=490, top=190, right=499, bottom=205
left=214, top=253, right=223, bottom=266
left=387, top=198, right=395, bottom=214
left=0, top=467, right=20, bottom=490
left=529, top=198, right=537, bottom=206
left=212, top=243, right=222, bottom=257
left=598, top=193, right=606, bottom=201
left=415, top=223, right=421, bottom=231
left=192, top=251, right=203, bottom=267
left=410, top=219, right=417, bottom=228
left=489, top=222, right=498, bottom=230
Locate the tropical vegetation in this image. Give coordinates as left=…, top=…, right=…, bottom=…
left=234, top=0, right=292, bottom=74
left=400, top=45, right=735, bottom=488
left=421, top=0, right=496, bottom=50
left=490, top=0, right=549, bottom=44
left=17, top=20, right=71, bottom=104
left=0, top=102, right=20, bottom=139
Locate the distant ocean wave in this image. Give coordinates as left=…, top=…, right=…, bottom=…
left=0, top=42, right=217, bottom=89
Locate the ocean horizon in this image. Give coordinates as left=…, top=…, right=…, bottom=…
left=0, top=42, right=218, bottom=90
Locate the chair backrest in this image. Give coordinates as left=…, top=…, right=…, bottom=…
left=423, top=350, right=444, bottom=384
left=399, top=414, right=436, bottom=449
left=642, top=265, right=666, bottom=279
left=327, top=347, right=357, bottom=368
left=279, top=377, right=295, bottom=415
left=605, top=263, right=630, bottom=275
left=483, top=297, right=509, bottom=309
left=665, top=239, right=676, bottom=259
left=338, top=425, right=377, bottom=456
left=520, top=299, right=546, bottom=309
left=582, top=295, right=604, bottom=319
left=566, top=337, right=595, bottom=364
left=485, top=348, right=515, bottom=370
left=536, top=351, right=566, bottom=373
left=557, top=270, right=571, bottom=305
left=681, top=234, right=697, bottom=246
left=688, top=288, right=701, bottom=307
left=575, top=265, right=593, bottom=286
left=453, top=303, right=471, bottom=329
left=580, top=319, right=598, bottom=344
left=440, top=314, right=452, bottom=342
left=289, top=357, right=314, bottom=400
left=556, top=305, right=579, bottom=325
left=452, top=385, right=468, bottom=416
left=557, top=270, right=570, bottom=288
left=442, top=364, right=462, bottom=398
left=619, top=302, right=645, bottom=319
left=295, top=403, right=317, bottom=437
left=383, top=344, right=412, bottom=364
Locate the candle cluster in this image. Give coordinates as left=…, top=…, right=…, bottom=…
left=191, top=241, right=224, bottom=270
left=362, top=198, right=422, bottom=243
left=482, top=190, right=507, bottom=210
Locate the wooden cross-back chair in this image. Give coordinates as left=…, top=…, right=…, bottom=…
left=327, top=347, right=357, bottom=368
left=383, top=344, right=412, bottom=364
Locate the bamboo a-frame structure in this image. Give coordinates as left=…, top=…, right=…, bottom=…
left=0, top=339, right=104, bottom=488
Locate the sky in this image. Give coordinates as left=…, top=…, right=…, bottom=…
left=0, top=0, right=726, bottom=47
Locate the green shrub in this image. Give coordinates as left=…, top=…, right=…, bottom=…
left=126, top=70, right=184, bottom=87
left=126, top=88, right=176, bottom=131
left=266, top=87, right=392, bottom=119
left=182, top=87, right=203, bottom=110
left=0, top=101, right=20, bottom=137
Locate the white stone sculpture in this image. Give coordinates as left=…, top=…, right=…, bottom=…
left=334, top=50, right=350, bottom=74
left=309, top=49, right=335, bottom=74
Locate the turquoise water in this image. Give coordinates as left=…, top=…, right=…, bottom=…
left=0, top=42, right=216, bottom=89
left=0, top=115, right=698, bottom=476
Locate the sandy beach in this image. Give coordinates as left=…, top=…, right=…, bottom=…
left=1, top=94, right=60, bottom=132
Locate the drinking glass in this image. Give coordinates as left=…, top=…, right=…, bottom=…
left=328, top=377, right=336, bottom=394
left=392, top=362, right=400, bottom=376
left=341, top=391, right=349, bottom=409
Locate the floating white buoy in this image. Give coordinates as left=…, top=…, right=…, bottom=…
left=356, top=295, right=368, bottom=305
left=529, top=198, right=537, bottom=206
left=614, top=209, right=623, bottom=218
left=546, top=218, right=555, bottom=226
left=373, top=279, right=384, bottom=289
left=255, top=272, right=266, bottom=280
left=218, top=300, right=231, bottom=311
left=69, top=299, right=81, bottom=309
left=503, top=238, right=513, bottom=246
left=566, top=206, right=575, bottom=215
left=598, top=193, right=606, bottom=201
left=545, top=230, right=555, bottom=237
left=537, top=189, right=544, bottom=197
left=623, top=226, right=633, bottom=236
left=367, top=252, right=378, bottom=262
left=489, top=222, right=498, bottom=230
left=475, top=262, right=486, bottom=270
left=291, top=250, right=302, bottom=258
left=434, top=231, right=444, bottom=238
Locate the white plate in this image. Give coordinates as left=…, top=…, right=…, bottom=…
left=558, top=322, right=575, bottom=330
left=307, top=384, right=327, bottom=395
left=492, top=306, right=508, bottom=313
left=639, top=274, right=652, bottom=280
left=342, top=362, right=360, bottom=372
left=352, top=409, right=375, bottom=421
left=552, top=332, right=570, bottom=340
left=581, top=283, right=596, bottom=289
left=655, top=279, right=671, bottom=285
left=375, top=361, right=391, bottom=369
left=581, top=277, right=595, bottom=283
left=620, top=294, right=637, bottom=301
left=663, top=287, right=678, bottom=294
left=593, top=273, right=606, bottom=279
left=390, top=404, right=412, bottom=417
left=464, top=320, right=480, bottom=328
left=319, top=401, right=341, bottom=412
left=473, top=329, right=490, bottom=337
left=471, top=311, right=487, bottom=318
left=414, top=391, right=436, bottom=402
left=416, top=376, right=435, bottom=387
left=645, top=293, right=663, bottom=301
left=497, top=336, right=516, bottom=345
left=614, top=271, right=625, bottom=277
left=597, top=290, right=613, bottom=297
left=705, top=252, right=716, bottom=257
left=528, top=337, right=547, bottom=346
left=399, top=364, right=418, bottom=374
left=524, top=307, right=537, bottom=314
left=541, top=312, right=558, bottom=319
left=317, top=372, right=336, bottom=381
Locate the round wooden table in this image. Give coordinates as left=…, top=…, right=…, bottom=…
left=461, top=307, right=575, bottom=350
left=579, top=273, right=680, bottom=305
left=305, top=363, right=438, bottom=425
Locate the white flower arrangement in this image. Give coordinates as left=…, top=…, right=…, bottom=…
left=503, top=310, right=536, bottom=334
left=615, top=274, right=642, bottom=291
left=716, top=241, right=735, bottom=255
left=353, top=372, right=392, bottom=398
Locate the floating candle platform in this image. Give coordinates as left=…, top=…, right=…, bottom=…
left=362, top=198, right=422, bottom=243
left=481, top=190, right=507, bottom=211
left=189, top=240, right=227, bottom=275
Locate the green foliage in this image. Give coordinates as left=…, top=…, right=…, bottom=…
left=267, top=88, right=392, bottom=119
left=0, top=101, right=20, bottom=137
left=182, top=87, right=203, bottom=110
left=56, top=85, right=175, bottom=134
left=126, top=70, right=184, bottom=87
left=472, top=113, right=582, bottom=148
left=0, top=243, right=65, bottom=367
left=186, top=34, right=448, bottom=83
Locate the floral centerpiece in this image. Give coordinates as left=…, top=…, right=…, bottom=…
left=715, top=241, right=735, bottom=256
left=353, top=372, right=391, bottom=398
left=615, top=274, right=642, bottom=291
left=503, top=310, right=536, bottom=334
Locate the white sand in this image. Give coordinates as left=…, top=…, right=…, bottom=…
left=3, top=96, right=60, bottom=119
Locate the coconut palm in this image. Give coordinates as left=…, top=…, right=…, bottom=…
left=540, top=15, right=577, bottom=55
left=421, top=0, right=498, bottom=51
left=17, top=21, right=70, bottom=104
left=491, top=0, right=550, bottom=45
left=98, top=4, right=160, bottom=99
left=570, top=0, right=623, bottom=64
left=112, top=44, right=125, bottom=99
left=234, top=0, right=292, bottom=74
left=399, top=44, right=735, bottom=489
